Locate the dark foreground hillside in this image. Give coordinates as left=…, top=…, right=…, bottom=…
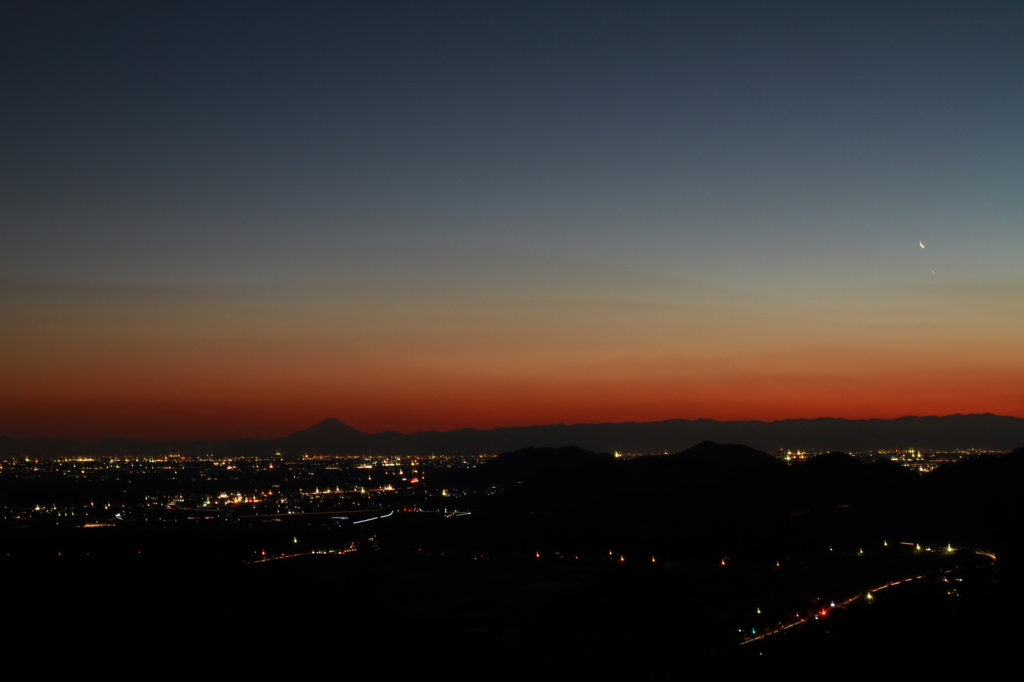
left=5, top=445, right=1023, bottom=679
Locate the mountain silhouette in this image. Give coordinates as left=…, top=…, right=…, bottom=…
left=464, top=445, right=614, bottom=486
left=287, top=418, right=365, bottom=438
left=800, top=450, right=864, bottom=473
left=670, top=440, right=786, bottom=473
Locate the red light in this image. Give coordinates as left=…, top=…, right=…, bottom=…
left=819, top=609, right=828, bottom=617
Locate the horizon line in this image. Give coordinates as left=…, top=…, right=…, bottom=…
left=3, top=411, right=1016, bottom=445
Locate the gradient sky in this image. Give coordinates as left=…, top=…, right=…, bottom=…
left=3, top=0, right=1023, bottom=440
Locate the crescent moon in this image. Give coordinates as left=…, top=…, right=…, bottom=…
left=919, top=240, right=925, bottom=248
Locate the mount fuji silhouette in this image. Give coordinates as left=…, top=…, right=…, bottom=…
left=287, top=418, right=365, bottom=438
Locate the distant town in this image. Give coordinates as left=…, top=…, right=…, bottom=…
left=0, top=446, right=999, bottom=528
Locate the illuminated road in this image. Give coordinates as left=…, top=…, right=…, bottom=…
left=240, top=507, right=470, bottom=563
left=737, top=542, right=997, bottom=647
left=245, top=545, right=358, bottom=564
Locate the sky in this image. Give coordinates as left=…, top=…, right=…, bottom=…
left=2, top=0, right=1023, bottom=441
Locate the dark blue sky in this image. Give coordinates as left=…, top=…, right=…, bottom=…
left=3, top=1, right=1023, bottom=439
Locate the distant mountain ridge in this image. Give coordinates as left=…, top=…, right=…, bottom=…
left=2, top=413, right=1023, bottom=457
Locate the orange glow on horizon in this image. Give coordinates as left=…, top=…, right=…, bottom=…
left=2, top=365, right=1020, bottom=442
left=3, top=281, right=1022, bottom=441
